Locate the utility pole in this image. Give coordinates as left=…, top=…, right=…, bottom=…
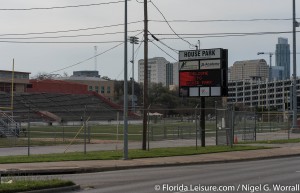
left=130, top=36, right=139, bottom=112
left=123, top=0, right=129, bottom=159
left=142, top=0, right=148, bottom=150
left=292, top=0, right=299, bottom=130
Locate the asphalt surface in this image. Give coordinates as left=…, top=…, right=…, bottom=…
left=58, top=156, right=300, bottom=193
left=0, top=142, right=300, bottom=176
left=0, top=141, right=300, bottom=193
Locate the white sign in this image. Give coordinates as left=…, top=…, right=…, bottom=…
left=200, top=60, right=221, bottom=69
left=179, top=49, right=221, bottom=61
left=189, top=87, right=199, bottom=97
left=179, top=61, right=199, bottom=71
left=200, top=87, right=210, bottom=96
left=211, top=87, right=221, bottom=96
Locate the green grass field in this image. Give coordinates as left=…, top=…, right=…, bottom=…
left=0, top=145, right=268, bottom=164
left=0, top=179, right=74, bottom=193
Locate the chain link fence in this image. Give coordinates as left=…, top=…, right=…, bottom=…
left=0, top=107, right=300, bottom=155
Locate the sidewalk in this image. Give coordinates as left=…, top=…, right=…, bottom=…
left=0, top=144, right=300, bottom=176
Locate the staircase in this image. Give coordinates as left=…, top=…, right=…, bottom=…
left=0, top=111, right=20, bottom=138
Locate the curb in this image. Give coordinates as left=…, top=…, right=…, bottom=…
left=2, top=153, right=300, bottom=176
left=18, top=185, right=80, bottom=193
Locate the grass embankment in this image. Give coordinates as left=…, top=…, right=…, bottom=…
left=0, top=145, right=268, bottom=164
left=0, top=179, right=74, bottom=193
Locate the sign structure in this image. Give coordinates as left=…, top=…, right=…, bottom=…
left=179, top=48, right=228, bottom=97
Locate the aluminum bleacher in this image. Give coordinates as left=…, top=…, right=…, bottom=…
left=0, top=92, right=135, bottom=122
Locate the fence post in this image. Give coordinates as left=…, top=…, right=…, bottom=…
left=84, top=105, right=87, bottom=155
left=27, top=104, right=30, bottom=157
left=215, top=101, right=218, bottom=146
left=147, top=105, right=151, bottom=151
left=254, top=108, right=257, bottom=141
left=195, top=104, right=199, bottom=149
left=230, top=105, right=235, bottom=148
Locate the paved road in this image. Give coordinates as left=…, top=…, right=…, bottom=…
left=52, top=156, right=300, bottom=193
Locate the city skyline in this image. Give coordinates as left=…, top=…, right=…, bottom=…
left=0, top=0, right=298, bottom=80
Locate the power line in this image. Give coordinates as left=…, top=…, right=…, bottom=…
left=158, top=41, right=179, bottom=54
left=0, top=0, right=131, bottom=11
left=0, top=21, right=143, bottom=37
left=150, top=18, right=300, bottom=23
left=115, top=38, right=144, bottom=80
left=152, top=30, right=300, bottom=39
left=0, top=30, right=142, bottom=40
left=0, top=30, right=298, bottom=43
left=149, top=1, right=195, bottom=48
left=0, top=40, right=124, bottom=44
left=151, top=41, right=177, bottom=61
left=50, top=42, right=124, bottom=74
left=148, top=30, right=179, bottom=54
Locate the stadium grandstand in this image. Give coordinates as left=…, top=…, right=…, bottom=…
left=0, top=70, right=139, bottom=137
left=0, top=91, right=139, bottom=123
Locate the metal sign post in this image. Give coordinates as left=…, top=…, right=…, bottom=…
left=179, top=48, right=228, bottom=147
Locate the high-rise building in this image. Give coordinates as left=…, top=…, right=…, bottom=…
left=275, top=37, right=290, bottom=79
left=229, top=59, right=269, bottom=81
left=138, top=57, right=179, bottom=87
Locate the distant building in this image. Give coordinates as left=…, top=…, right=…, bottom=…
left=227, top=78, right=299, bottom=111
left=28, top=79, right=89, bottom=95
left=275, top=37, right=290, bottom=79
left=138, top=57, right=179, bottom=87
left=271, top=66, right=284, bottom=81
left=58, top=71, right=114, bottom=100
left=166, top=62, right=179, bottom=87
left=0, top=70, right=30, bottom=93
left=229, top=59, right=269, bottom=81
left=72, top=70, right=100, bottom=78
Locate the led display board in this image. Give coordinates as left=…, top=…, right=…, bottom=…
left=179, top=48, right=228, bottom=97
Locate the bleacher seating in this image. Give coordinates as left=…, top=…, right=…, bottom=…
left=0, top=92, right=136, bottom=122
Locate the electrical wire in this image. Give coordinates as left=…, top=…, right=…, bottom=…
left=0, top=30, right=297, bottom=43
left=0, top=0, right=131, bottom=11
left=0, top=40, right=124, bottom=44
left=149, top=0, right=195, bottom=48
left=115, top=37, right=144, bottom=80
left=152, top=30, right=300, bottom=40
left=150, top=41, right=177, bottom=61
left=50, top=42, right=124, bottom=74
left=0, top=21, right=143, bottom=37
left=0, top=30, right=142, bottom=40
left=158, top=41, right=179, bottom=54
left=149, top=18, right=300, bottom=23
left=148, top=30, right=179, bottom=54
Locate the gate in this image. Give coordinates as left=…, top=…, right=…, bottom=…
left=216, top=108, right=233, bottom=146
left=216, top=108, right=256, bottom=145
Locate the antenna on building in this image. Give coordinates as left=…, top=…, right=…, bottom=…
left=94, top=46, right=98, bottom=71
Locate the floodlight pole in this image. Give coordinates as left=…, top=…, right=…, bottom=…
left=130, top=36, right=139, bottom=112
left=123, top=0, right=129, bottom=159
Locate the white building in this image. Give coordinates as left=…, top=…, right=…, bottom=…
left=138, top=57, right=179, bottom=87
left=229, top=59, right=269, bottom=81
left=227, top=78, right=300, bottom=111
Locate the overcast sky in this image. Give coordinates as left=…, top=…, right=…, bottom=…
left=0, top=0, right=298, bottom=80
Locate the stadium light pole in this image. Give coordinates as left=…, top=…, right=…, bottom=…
left=257, top=52, right=273, bottom=129
left=130, top=36, right=139, bottom=112
left=123, top=0, right=129, bottom=160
